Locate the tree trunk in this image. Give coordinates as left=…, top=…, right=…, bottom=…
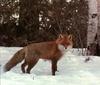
left=87, top=0, right=98, bottom=46
left=87, top=0, right=98, bottom=55
left=97, top=0, right=100, bottom=56
left=97, top=0, right=100, bottom=46
left=87, top=0, right=100, bottom=56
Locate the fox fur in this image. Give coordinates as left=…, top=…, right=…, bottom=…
left=4, top=34, right=73, bottom=75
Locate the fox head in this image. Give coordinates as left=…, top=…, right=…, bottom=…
left=56, top=34, right=73, bottom=51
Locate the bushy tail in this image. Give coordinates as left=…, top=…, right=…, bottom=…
left=4, top=49, right=25, bottom=72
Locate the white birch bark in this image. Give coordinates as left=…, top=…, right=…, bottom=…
left=87, top=0, right=98, bottom=46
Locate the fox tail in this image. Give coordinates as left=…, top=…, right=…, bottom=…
left=4, top=49, right=25, bottom=72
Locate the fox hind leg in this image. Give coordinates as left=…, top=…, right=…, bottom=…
left=26, top=57, right=39, bottom=74
left=21, top=60, right=27, bottom=73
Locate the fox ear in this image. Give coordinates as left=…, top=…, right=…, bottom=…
left=58, top=34, right=64, bottom=39
left=68, top=34, right=73, bottom=41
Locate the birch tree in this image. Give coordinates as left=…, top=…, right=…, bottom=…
left=87, top=0, right=98, bottom=46
left=87, top=0, right=100, bottom=56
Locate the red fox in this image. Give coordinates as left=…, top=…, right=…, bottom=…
left=4, top=34, right=73, bottom=75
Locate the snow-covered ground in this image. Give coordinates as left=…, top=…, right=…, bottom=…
left=0, top=47, right=100, bottom=85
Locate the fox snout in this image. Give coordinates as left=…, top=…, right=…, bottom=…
left=66, top=45, right=73, bottom=50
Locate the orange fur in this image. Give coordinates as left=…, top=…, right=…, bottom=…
left=4, top=34, right=73, bottom=75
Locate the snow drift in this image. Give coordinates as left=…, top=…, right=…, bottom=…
left=0, top=47, right=100, bottom=85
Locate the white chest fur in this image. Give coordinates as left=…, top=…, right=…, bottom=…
left=58, top=44, right=72, bottom=54
left=58, top=44, right=66, bottom=54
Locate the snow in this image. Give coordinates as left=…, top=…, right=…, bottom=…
left=0, top=47, right=100, bottom=85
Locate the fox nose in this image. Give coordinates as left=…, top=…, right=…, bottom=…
left=65, top=46, right=67, bottom=49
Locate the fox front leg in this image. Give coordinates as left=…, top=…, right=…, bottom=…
left=51, top=60, right=58, bottom=75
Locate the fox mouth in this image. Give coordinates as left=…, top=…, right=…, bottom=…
left=66, top=45, right=72, bottom=51
left=58, top=44, right=66, bottom=51
left=58, top=44, right=72, bottom=51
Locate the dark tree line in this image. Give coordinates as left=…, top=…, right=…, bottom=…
left=0, top=0, right=88, bottom=47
